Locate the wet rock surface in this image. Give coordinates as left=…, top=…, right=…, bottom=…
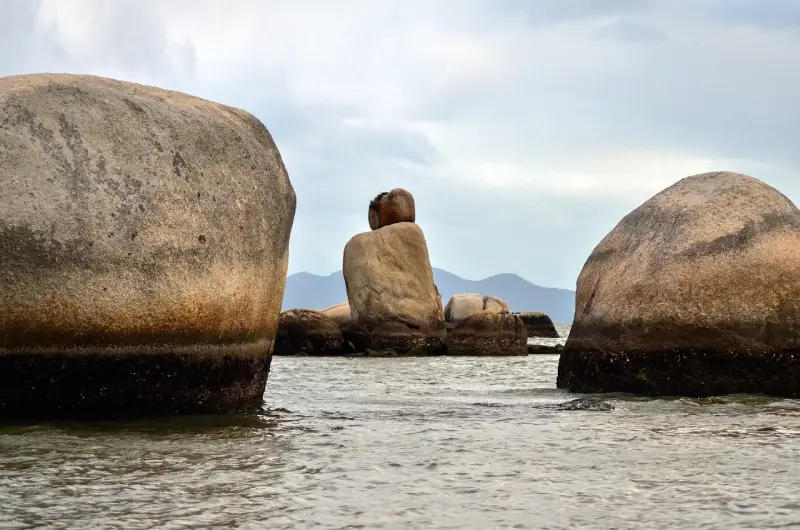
left=274, top=309, right=343, bottom=356
left=367, top=188, right=415, bottom=230
left=446, top=311, right=527, bottom=356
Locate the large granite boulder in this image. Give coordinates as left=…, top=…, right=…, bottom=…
left=0, top=73, right=296, bottom=418
left=368, top=188, right=415, bottom=230
left=343, top=222, right=446, bottom=354
left=446, top=311, right=527, bottom=356
left=558, top=171, right=800, bottom=397
left=517, top=312, right=559, bottom=338
left=275, top=309, right=343, bottom=356
left=321, top=302, right=353, bottom=326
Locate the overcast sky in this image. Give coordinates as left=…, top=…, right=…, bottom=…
left=3, top=0, right=800, bottom=289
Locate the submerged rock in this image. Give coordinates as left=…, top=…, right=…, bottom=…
left=517, top=312, right=560, bottom=338
left=527, top=343, right=564, bottom=355
left=554, top=398, right=614, bottom=412
left=274, top=309, right=343, bottom=356
left=446, top=311, right=527, bottom=356
left=558, top=171, right=800, bottom=397
left=0, top=73, right=296, bottom=418
left=343, top=222, right=446, bottom=355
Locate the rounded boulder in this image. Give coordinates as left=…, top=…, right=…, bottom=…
left=517, top=312, right=559, bottom=338
left=368, top=188, right=416, bottom=230
left=0, top=73, right=296, bottom=418
left=446, top=311, right=527, bottom=356
left=558, top=171, right=800, bottom=397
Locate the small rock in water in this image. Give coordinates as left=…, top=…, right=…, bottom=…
left=555, top=398, right=615, bottom=411
left=527, top=343, right=564, bottom=355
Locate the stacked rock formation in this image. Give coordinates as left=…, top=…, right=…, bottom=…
left=444, top=294, right=527, bottom=355
left=343, top=188, right=446, bottom=355
left=0, top=73, right=296, bottom=418
left=558, top=171, right=800, bottom=397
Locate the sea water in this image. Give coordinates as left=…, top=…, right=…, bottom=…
left=2, top=325, right=799, bottom=529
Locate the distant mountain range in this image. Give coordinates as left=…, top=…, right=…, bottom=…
left=282, top=268, right=576, bottom=324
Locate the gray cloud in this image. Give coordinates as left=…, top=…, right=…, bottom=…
left=1, top=0, right=799, bottom=291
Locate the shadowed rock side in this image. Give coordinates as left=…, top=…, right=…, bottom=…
left=0, top=73, right=296, bottom=418
left=274, top=309, right=343, bottom=356
left=367, top=188, right=415, bottom=230
left=557, top=171, right=800, bottom=397
left=446, top=311, right=527, bottom=356
left=516, top=312, right=559, bottom=338
left=343, top=222, right=446, bottom=355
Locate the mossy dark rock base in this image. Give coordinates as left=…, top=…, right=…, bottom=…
left=557, top=348, right=800, bottom=397
left=527, top=343, right=564, bottom=355
left=446, top=335, right=527, bottom=356
left=0, top=342, right=272, bottom=420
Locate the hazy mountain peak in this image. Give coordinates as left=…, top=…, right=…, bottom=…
left=282, top=268, right=575, bottom=324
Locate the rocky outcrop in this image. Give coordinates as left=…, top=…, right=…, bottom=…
left=517, top=312, right=559, bottom=338
left=368, top=188, right=415, bottom=230
left=321, top=302, right=353, bottom=326
left=444, top=293, right=511, bottom=328
left=274, top=309, right=343, bottom=356
left=482, top=296, right=510, bottom=314
left=343, top=222, right=446, bottom=354
left=446, top=311, right=527, bottom=356
left=558, top=171, right=800, bottom=397
left=0, top=73, right=296, bottom=418
left=444, top=293, right=485, bottom=326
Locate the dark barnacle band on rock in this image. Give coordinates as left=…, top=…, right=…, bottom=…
left=557, top=347, right=800, bottom=397
left=0, top=342, right=273, bottom=419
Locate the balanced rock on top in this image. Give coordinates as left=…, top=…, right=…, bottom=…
left=368, top=188, right=415, bottom=230
left=558, top=171, right=800, bottom=397
left=0, top=73, right=296, bottom=418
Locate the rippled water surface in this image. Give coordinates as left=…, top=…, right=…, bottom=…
left=2, top=326, right=800, bottom=529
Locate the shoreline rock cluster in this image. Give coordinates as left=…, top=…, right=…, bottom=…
left=10, top=75, right=789, bottom=418
left=275, top=191, right=559, bottom=357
